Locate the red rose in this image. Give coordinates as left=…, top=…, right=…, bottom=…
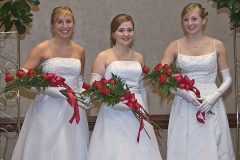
left=55, top=76, right=65, bottom=84
left=50, top=79, right=58, bottom=86
left=154, top=64, right=163, bottom=72
left=41, top=73, right=54, bottom=80
left=100, top=78, right=108, bottom=85
left=157, top=74, right=167, bottom=84
left=165, top=67, right=172, bottom=75
left=119, top=96, right=126, bottom=101
left=142, top=65, right=150, bottom=74
left=108, top=79, right=116, bottom=85
left=82, top=83, right=90, bottom=90
left=100, top=87, right=109, bottom=95
left=172, top=73, right=182, bottom=78
left=163, top=64, right=169, bottom=68
left=5, top=72, right=14, bottom=82
left=16, top=69, right=26, bottom=78
left=93, top=81, right=102, bottom=90
left=48, top=75, right=65, bottom=86
left=27, top=69, right=34, bottom=78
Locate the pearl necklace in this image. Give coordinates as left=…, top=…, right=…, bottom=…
left=112, top=47, right=132, bottom=60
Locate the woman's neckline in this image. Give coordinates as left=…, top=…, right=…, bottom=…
left=105, top=60, right=142, bottom=71
left=42, top=57, right=80, bottom=64
left=111, top=47, right=132, bottom=60
left=178, top=50, right=216, bottom=57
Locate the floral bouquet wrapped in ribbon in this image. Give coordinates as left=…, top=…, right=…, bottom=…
left=74, top=73, right=160, bottom=142
left=142, top=63, right=213, bottom=124
left=1, top=68, right=81, bottom=124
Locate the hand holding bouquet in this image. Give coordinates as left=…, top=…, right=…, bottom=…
left=75, top=73, right=160, bottom=142
left=1, top=68, right=80, bottom=124
left=143, top=63, right=213, bottom=124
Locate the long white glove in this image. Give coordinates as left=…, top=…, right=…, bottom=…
left=171, top=88, right=201, bottom=106
left=197, top=68, right=232, bottom=113
left=42, top=87, right=67, bottom=99
left=77, top=75, right=84, bottom=91
left=90, top=73, right=103, bottom=84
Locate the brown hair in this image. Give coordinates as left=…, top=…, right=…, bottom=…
left=51, top=6, right=75, bottom=25
left=110, top=14, right=134, bottom=45
left=181, top=3, right=208, bottom=19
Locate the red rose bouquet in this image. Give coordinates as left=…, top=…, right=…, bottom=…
left=1, top=68, right=80, bottom=124
left=142, top=63, right=181, bottom=96
left=74, top=74, right=160, bottom=142
left=143, top=63, right=213, bottom=124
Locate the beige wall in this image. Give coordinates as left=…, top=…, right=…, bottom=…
left=17, top=0, right=238, bottom=115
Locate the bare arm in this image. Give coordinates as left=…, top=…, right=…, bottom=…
left=216, top=40, right=229, bottom=71
left=91, top=51, right=107, bottom=76
left=133, top=51, right=145, bottom=66
left=22, top=45, right=44, bottom=69
left=160, top=41, right=177, bottom=65
left=79, top=48, right=85, bottom=75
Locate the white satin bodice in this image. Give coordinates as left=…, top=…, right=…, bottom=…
left=176, top=52, right=218, bottom=96
left=105, top=61, right=142, bottom=90
left=41, top=57, right=81, bottom=90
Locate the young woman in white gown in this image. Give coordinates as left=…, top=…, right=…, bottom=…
left=161, top=3, right=235, bottom=160
left=87, top=14, right=162, bottom=160
left=11, top=6, right=89, bottom=160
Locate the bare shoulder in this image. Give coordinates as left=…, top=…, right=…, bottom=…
left=94, top=48, right=110, bottom=62
left=30, top=40, right=48, bottom=58
left=210, top=37, right=226, bottom=56
left=214, top=38, right=225, bottom=48
left=164, top=39, right=179, bottom=55
left=33, top=40, right=48, bottom=52
left=164, top=39, right=179, bottom=54
left=132, top=50, right=144, bottom=66
left=72, top=41, right=85, bottom=57
left=168, top=39, right=178, bottom=48
left=91, top=49, right=110, bottom=74
left=72, top=42, right=84, bottom=51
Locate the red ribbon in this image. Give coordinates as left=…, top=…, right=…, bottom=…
left=175, top=75, right=205, bottom=124
left=63, top=84, right=80, bottom=124
left=122, top=91, right=151, bottom=142
left=42, top=73, right=80, bottom=124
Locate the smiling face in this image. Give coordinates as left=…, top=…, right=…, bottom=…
left=110, top=14, right=135, bottom=46
left=51, top=7, right=75, bottom=39
left=52, top=14, right=74, bottom=39
left=112, top=21, right=134, bottom=47
left=182, top=8, right=206, bottom=35
left=181, top=3, right=208, bottom=36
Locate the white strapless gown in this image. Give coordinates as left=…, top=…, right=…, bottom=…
left=87, top=61, right=162, bottom=160
left=167, top=52, right=235, bottom=160
left=11, top=58, right=89, bottom=160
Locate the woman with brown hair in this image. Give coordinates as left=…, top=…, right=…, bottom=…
left=87, top=14, right=162, bottom=160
